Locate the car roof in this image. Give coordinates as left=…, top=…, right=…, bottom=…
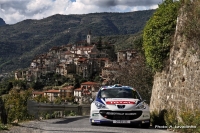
left=100, top=84, right=136, bottom=91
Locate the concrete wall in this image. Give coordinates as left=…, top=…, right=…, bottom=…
left=150, top=8, right=200, bottom=112
left=27, top=100, right=91, bottom=119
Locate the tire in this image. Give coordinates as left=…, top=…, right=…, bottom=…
left=141, top=122, right=150, bottom=128
left=90, top=122, right=97, bottom=126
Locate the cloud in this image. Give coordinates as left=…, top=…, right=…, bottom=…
left=78, top=0, right=162, bottom=7
left=0, top=0, right=162, bottom=24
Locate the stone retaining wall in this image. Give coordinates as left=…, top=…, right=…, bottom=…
left=150, top=8, right=200, bottom=112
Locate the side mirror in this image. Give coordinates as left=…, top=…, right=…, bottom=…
left=89, top=98, right=94, bottom=103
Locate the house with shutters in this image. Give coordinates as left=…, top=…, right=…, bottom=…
left=38, top=85, right=74, bottom=102
left=74, top=87, right=82, bottom=103
left=44, top=89, right=60, bottom=101
left=32, top=91, right=44, bottom=98
left=74, top=81, right=100, bottom=104
left=81, top=81, right=100, bottom=104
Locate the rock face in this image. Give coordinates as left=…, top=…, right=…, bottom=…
left=150, top=9, right=200, bottom=112
left=0, top=18, right=6, bottom=26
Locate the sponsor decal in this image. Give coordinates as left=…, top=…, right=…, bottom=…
left=106, top=101, right=135, bottom=104
left=94, top=120, right=101, bottom=123
left=106, top=112, right=137, bottom=115
left=95, top=98, right=106, bottom=105
left=113, top=120, right=130, bottom=123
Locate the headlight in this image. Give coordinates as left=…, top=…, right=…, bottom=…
left=136, top=102, right=146, bottom=109
left=95, top=101, right=106, bottom=109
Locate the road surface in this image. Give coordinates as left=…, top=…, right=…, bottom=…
left=2, top=116, right=174, bottom=133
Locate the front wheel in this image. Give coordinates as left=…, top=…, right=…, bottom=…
left=90, top=122, right=97, bottom=126
left=141, top=122, right=150, bottom=128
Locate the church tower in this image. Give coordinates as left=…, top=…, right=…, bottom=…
left=87, top=30, right=92, bottom=44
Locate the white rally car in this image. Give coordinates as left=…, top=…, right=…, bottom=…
left=89, top=84, right=150, bottom=128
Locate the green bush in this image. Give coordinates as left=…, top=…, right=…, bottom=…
left=143, top=0, right=180, bottom=72
left=151, top=108, right=200, bottom=133
left=164, top=108, right=178, bottom=127
left=178, top=109, right=200, bottom=133
left=69, top=110, right=76, bottom=116
left=64, top=110, right=76, bottom=116
left=150, top=109, right=167, bottom=127
left=0, top=123, right=8, bottom=130
left=45, top=114, right=51, bottom=119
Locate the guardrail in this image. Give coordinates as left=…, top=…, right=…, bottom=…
left=27, top=100, right=90, bottom=119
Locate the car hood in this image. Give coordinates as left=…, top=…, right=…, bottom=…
left=98, top=98, right=140, bottom=110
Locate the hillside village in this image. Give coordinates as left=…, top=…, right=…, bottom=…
left=14, top=31, right=138, bottom=104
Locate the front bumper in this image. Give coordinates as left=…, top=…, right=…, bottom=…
left=90, top=119, right=150, bottom=125
left=90, top=110, right=150, bottom=125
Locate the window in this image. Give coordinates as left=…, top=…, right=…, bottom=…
left=99, top=88, right=140, bottom=99
left=54, top=93, right=58, bottom=97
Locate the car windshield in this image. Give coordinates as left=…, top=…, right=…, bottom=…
left=99, top=88, right=140, bottom=99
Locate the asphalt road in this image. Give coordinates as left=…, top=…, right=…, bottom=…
left=3, top=116, right=174, bottom=133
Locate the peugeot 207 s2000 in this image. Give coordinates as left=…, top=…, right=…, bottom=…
left=89, top=84, right=150, bottom=128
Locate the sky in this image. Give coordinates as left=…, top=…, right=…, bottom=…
left=0, top=0, right=163, bottom=25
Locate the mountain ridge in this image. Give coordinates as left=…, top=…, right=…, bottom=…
left=0, top=10, right=155, bottom=74
left=0, top=18, right=6, bottom=26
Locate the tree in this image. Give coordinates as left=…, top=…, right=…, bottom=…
left=143, top=0, right=180, bottom=72
left=3, top=89, right=33, bottom=123
left=116, top=53, right=153, bottom=104
left=97, top=36, right=102, bottom=50
left=33, top=95, right=49, bottom=103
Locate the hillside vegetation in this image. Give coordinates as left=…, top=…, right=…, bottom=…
left=0, top=10, right=154, bottom=74
left=143, top=0, right=180, bottom=72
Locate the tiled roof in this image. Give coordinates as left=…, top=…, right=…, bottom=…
left=64, top=51, right=73, bottom=55
left=81, top=81, right=99, bottom=85
left=61, top=86, right=74, bottom=90
left=74, top=88, right=82, bottom=91
left=44, top=90, right=60, bottom=93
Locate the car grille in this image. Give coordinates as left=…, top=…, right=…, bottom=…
left=99, top=110, right=142, bottom=120
left=117, top=105, right=125, bottom=109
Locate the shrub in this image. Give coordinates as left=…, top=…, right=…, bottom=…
left=150, top=109, right=167, bottom=127
left=69, top=110, right=76, bottom=116
left=143, top=0, right=180, bottom=72
left=164, top=108, right=178, bottom=127
left=0, top=123, right=8, bottom=130
left=151, top=108, right=200, bottom=133
left=178, top=109, right=200, bottom=133
left=45, top=114, right=51, bottom=119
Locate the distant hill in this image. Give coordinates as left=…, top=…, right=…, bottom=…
left=0, top=18, right=6, bottom=26
left=0, top=10, right=155, bottom=74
